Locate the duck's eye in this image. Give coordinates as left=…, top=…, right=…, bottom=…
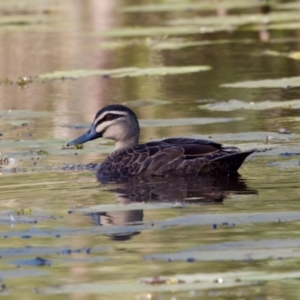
left=105, top=114, right=114, bottom=121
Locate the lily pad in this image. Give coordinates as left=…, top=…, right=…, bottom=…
left=263, top=49, right=300, bottom=60
left=39, top=68, right=137, bottom=79
left=0, top=110, right=52, bottom=119
left=113, top=66, right=211, bottom=77
left=192, top=131, right=295, bottom=142
left=166, top=12, right=300, bottom=27
left=121, top=1, right=263, bottom=13
left=221, top=78, right=300, bottom=89
left=2, top=119, right=31, bottom=126
left=123, top=99, right=170, bottom=107
left=145, top=238, right=300, bottom=262
left=140, top=117, right=243, bottom=127
left=72, top=203, right=179, bottom=214
left=244, top=21, right=300, bottom=31
left=96, top=26, right=216, bottom=37
left=42, top=270, right=300, bottom=294
left=39, top=66, right=211, bottom=79
left=92, top=36, right=300, bottom=51
left=0, top=269, right=49, bottom=279
left=2, top=211, right=300, bottom=239
left=0, top=245, right=109, bottom=258
left=199, top=99, right=300, bottom=111
left=151, top=37, right=298, bottom=50
left=0, top=15, right=50, bottom=26
left=152, top=39, right=252, bottom=50
left=99, top=39, right=144, bottom=49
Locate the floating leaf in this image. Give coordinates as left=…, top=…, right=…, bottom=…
left=2, top=211, right=300, bottom=239
left=0, top=269, right=49, bottom=279
left=99, top=38, right=258, bottom=51
left=244, top=21, right=300, bottom=31
left=166, top=12, right=300, bottom=27
left=145, top=238, right=300, bottom=262
left=199, top=99, right=300, bottom=111
left=72, top=203, right=178, bottom=214
left=263, top=50, right=300, bottom=60
left=221, top=77, right=300, bottom=88
left=196, top=131, right=295, bottom=142
left=39, top=68, right=138, bottom=79
left=121, top=1, right=262, bottom=13
left=42, top=270, right=300, bottom=294
left=288, top=52, right=300, bottom=60
left=0, top=15, right=46, bottom=26
left=99, top=40, right=139, bottom=49
left=0, top=110, right=52, bottom=119
left=95, top=26, right=215, bottom=37
left=123, top=99, right=170, bottom=107
left=152, top=39, right=253, bottom=50
left=140, top=117, right=243, bottom=127
left=39, top=66, right=211, bottom=79
left=113, top=66, right=211, bottom=77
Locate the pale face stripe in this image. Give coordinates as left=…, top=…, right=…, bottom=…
left=94, top=111, right=127, bottom=124
left=96, top=120, right=115, bottom=134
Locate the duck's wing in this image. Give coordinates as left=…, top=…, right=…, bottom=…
left=134, top=141, right=230, bottom=175
left=146, top=137, right=222, bottom=149
left=145, top=138, right=233, bottom=159
left=142, top=139, right=253, bottom=175
left=162, top=137, right=223, bottom=149
left=100, top=144, right=183, bottom=177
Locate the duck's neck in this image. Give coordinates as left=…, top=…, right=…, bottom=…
left=114, top=136, right=139, bottom=150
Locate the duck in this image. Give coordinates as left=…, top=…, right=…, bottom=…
left=67, top=104, right=254, bottom=180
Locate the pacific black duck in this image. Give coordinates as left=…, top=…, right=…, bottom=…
left=67, top=104, right=254, bottom=179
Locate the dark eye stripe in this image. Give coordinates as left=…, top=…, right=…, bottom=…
left=95, top=114, right=123, bottom=126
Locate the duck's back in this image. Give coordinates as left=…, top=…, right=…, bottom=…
left=97, top=138, right=254, bottom=179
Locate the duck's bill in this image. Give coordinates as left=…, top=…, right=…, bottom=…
left=67, top=126, right=102, bottom=146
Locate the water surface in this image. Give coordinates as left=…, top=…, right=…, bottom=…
left=1, top=0, right=300, bottom=298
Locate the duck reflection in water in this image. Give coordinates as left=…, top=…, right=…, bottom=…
left=87, top=175, right=257, bottom=241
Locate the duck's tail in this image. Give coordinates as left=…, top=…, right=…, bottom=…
left=211, top=150, right=255, bottom=173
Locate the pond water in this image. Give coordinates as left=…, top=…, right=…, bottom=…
left=1, top=0, right=300, bottom=298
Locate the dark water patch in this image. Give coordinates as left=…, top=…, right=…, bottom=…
left=280, top=152, right=300, bottom=157
left=11, top=256, right=110, bottom=267
left=2, top=211, right=300, bottom=239
left=0, top=269, right=49, bottom=279
left=55, top=257, right=110, bottom=264
left=0, top=212, right=57, bottom=225
left=12, top=257, right=51, bottom=267
left=61, top=123, right=89, bottom=129
left=0, top=225, right=149, bottom=239
left=144, top=238, right=300, bottom=262
left=0, top=163, right=100, bottom=173
left=59, top=163, right=99, bottom=171
left=155, top=211, right=300, bottom=228
left=0, top=208, right=58, bottom=223
left=0, top=245, right=109, bottom=258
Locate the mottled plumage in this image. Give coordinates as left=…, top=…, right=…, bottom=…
left=67, top=105, right=254, bottom=180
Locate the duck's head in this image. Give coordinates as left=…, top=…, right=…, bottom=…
left=67, top=104, right=140, bottom=150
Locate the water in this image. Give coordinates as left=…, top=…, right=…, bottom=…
left=0, top=0, right=300, bottom=298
